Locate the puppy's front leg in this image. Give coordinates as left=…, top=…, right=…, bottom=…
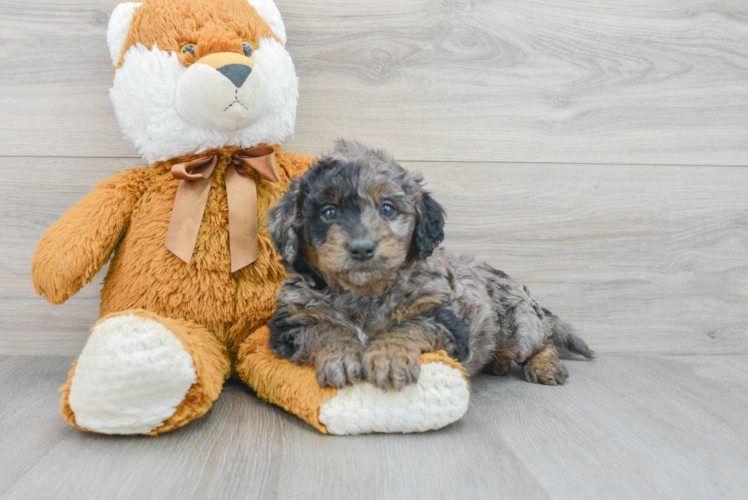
left=310, top=325, right=365, bottom=389
left=269, top=311, right=363, bottom=388
left=363, top=323, right=432, bottom=391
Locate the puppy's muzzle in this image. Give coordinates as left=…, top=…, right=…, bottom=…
left=348, top=239, right=377, bottom=261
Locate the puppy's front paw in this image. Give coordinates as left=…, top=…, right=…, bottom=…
left=313, top=344, right=363, bottom=389
left=363, top=342, right=421, bottom=391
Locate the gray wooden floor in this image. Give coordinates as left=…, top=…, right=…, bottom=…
left=1, top=354, right=747, bottom=499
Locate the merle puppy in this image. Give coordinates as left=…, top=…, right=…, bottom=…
left=267, top=141, right=594, bottom=391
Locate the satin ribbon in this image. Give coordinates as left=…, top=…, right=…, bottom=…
left=165, top=146, right=280, bottom=273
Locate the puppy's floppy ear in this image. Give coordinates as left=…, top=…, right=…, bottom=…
left=268, top=180, right=302, bottom=265
left=410, top=190, right=446, bottom=260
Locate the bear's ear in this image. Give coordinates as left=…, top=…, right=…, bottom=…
left=410, top=191, right=446, bottom=260
left=246, top=0, right=287, bottom=45
left=107, top=2, right=142, bottom=66
left=267, top=180, right=302, bottom=266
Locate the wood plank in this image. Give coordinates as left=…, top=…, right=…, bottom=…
left=479, top=354, right=748, bottom=498
left=2, top=354, right=747, bottom=499
left=415, top=160, right=748, bottom=356
left=0, top=0, right=133, bottom=157
left=0, top=157, right=143, bottom=355
left=1, top=0, right=748, bottom=164
left=0, top=356, right=545, bottom=500
left=2, top=157, right=746, bottom=355
left=286, top=0, right=748, bottom=165
left=0, top=356, right=80, bottom=495
left=0, top=356, right=282, bottom=499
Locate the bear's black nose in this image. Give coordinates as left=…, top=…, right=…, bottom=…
left=348, top=239, right=377, bottom=261
left=217, top=64, right=252, bottom=88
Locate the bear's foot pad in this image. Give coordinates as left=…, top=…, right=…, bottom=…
left=67, top=314, right=196, bottom=434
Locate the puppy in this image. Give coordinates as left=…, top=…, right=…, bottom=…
left=267, top=141, right=594, bottom=391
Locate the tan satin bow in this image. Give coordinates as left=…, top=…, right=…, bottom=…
left=165, top=146, right=280, bottom=273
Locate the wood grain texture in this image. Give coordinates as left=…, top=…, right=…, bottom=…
left=1, top=0, right=748, bottom=164
left=0, top=157, right=141, bottom=355
left=418, top=161, right=748, bottom=356
left=1, top=354, right=747, bottom=499
left=2, top=157, right=746, bottom=355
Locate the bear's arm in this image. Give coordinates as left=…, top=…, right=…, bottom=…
left=31, top=168, right=149, bottom=305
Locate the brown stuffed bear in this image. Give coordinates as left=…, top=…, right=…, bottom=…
left=31, top=0, right=469, bottom=436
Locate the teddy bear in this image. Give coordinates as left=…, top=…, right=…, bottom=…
left=31, top=0, right=470, bottom=436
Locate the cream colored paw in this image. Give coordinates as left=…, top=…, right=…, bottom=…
left=318, top=361, right=470, bottom=435
left=68, top=314, right=197, bottom=434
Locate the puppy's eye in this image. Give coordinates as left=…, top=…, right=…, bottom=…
left=320, top=206, right=337, bottom=222
left=181, top=44, right=196, bottom=56
left=242, top=42, right=255, bottom=57
left=380, top=202, right=397, bottom=218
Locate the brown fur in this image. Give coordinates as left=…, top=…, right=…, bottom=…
left=34, top=146, right=314, bottom=433
left=118, top=0, right=278, bottom=68
left=488, top=346, right=518, bottom=376
left=236, top=326, right=338, bottom=434
left=59, top=362, right=84, bottom=432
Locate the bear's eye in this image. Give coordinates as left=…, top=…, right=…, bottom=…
left=181, top=44, right=196, bottom=56
left=242, top=42, right=255, bottom=57
left=380, top=202, right=397, bottom=219
left=320, top=205, right=337, bottom=222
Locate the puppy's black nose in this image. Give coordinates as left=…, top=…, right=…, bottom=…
left=217, top=64, right=252, bottom=88
left=348, top=239, right=377, bottom=261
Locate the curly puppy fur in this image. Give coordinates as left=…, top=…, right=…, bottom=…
left=267, top=141, right=594, bottom=391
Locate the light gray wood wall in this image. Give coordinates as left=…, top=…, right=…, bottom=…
left=1, top=0, right=746, bottom=355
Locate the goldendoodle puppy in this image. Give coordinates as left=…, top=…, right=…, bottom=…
left=267, top=141, right=594, bottom=391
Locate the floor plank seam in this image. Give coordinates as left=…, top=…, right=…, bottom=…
left=1, top=155, right=747, bottom=169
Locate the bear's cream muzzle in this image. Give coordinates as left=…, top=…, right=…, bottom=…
left=175, top=52, right=271, bottom=132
